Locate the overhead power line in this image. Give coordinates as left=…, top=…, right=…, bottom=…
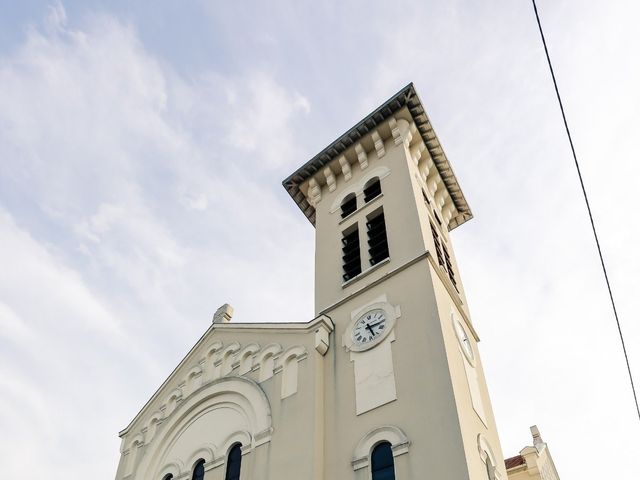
left=530, top=0, right=640, bottom=422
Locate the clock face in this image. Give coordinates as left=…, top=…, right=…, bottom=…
left=454, top=318, right=474, bottom=363
left=352, top=309, right=388, bottom=346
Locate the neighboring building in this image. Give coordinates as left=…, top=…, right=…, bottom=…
left=505, top=426, right=561, bottom=480
left=114, top=83, right=559, bottom=480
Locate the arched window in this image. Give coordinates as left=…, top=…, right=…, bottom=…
left=192, top=459, right=205, bottom=480
left=371, top=441, right=395, bottom=480
left=225, top=443, right=242, bottom=480
left=485, top=458, right=494, bottom=480
left=363, top=177, right=382, bottom=203
left=341, top=193, right=357, bottom=218
left=478, top=434, right=497, bottom=480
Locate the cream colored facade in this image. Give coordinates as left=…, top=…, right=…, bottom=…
left=114, top=84, right=558, bottom=480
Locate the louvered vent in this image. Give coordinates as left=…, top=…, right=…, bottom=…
left=342, top=228, right=361, bottom=281
left=363, top=177, right=382, bottom=203
left=340, top=194, right=357, bottom=218
left=367, top=211, right=389, bottom=266
left=442, top=243, right=457, bottom=289
left=430, top=222, right=445, bottom=267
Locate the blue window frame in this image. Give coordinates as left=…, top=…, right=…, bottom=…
left=225, top=443, right=242, bottom=480
left=371, top=441, right=395, bottom=480
left=192, top=459, right=205, bottom=480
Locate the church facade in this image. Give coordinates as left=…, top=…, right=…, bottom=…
left=114, top=83, right=558, bottom=480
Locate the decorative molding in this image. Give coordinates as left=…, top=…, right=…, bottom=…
left=143, top=376, right=273, bottom=479
left=352, top=425, right=410, bottom=471
left=389, top=117, right=402, bottom=146
left=234, top=343, right=260, bottom=375
left=442, top=200, right=457, bottom=225
left=355, top=142, right=368, bottom=169
left=371, top=130, right=385, bottom=158
left=256, top=344, right=283, bottom=382
left=314, top=316, right=332, bottom=355
left=145, top=411, right=163, bottom=443
left=434, top=188, right=447, bottom=209
left=396, top=119, right=413, bottom=148
left=120, top=316, right=333, bottom=440
left=478, top=434, right=502, bottom=480
left=278, top=346, right=308, bottom=399
left=206, top=342, right=223, bottom=359
left=338, top=155, right=352, bottom=181
left=308, top=178, right=321, bottom=206
left=218, top=431, right=252, bottom=457
left=158, top=460, right=184, bottom=480
left=410, top=141, right=426, bottom=165
left=323, top=167, right=336, bottom=192
left=329, top=166, right=391, bottom=213
left=187, top=445, right=216, bottom=470
left=428, top=174, right=441, bottom=197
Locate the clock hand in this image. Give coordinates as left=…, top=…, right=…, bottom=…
left=366, top=324, right=375, bottom=335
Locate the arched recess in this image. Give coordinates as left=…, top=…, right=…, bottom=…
left=236, top=343, right=260, bottom=375
left=145, top=411, right=163, bottom=443
left=137, top=376, right=272, bottom=480
left=352, top=425, right=410, bottom=471
left=125, top=433, right=145, bottom=476
left=186, top=444, right=216, bottom=470
left=477, top=434, right=502, bottom=480
left=206, top=342, right=224, bottom=362
left=185, top=365, right=204, bottom=396
left=330, top=166, right=391, bottom=213
left=277, top=346, right=307, bottom=399
left=256, top=344, right=282, bottom=382
left=157, top=460, right=184, bottom=480
left=164, top=388, right=183, bottom=417
left=216, top=343, right=240, bottom=378
left=219, top=431, right=252, bottom=458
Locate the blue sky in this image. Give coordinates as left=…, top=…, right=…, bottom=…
left=1, top=0, right=639, bottom=477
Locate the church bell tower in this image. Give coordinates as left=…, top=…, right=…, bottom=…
left=283, top=83, right=508, bottom=479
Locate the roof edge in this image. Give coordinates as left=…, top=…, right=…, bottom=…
left=282, top=82, right=473, bottom=230
left=118, top=314, right=334, bottom=438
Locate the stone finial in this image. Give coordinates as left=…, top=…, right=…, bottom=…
left=213, top=303, right=234, bottom=324
left=530, top=425, right=543, bottom=446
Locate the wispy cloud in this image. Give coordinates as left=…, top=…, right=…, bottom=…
left=0, top=4, right=313, bottom=477
left=1, top=1, right=639, bottom=479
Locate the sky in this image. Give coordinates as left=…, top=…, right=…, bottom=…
left=0, top=0, right=638, bottom=477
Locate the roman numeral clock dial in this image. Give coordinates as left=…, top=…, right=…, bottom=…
left=352, top=309, right=388, bottom=346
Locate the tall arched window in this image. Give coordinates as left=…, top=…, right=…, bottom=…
left=225, top=443, right=242, bottom=480
left=371, top=441, right=395, bottom=480
left=192, top=459, right=205, bottom=480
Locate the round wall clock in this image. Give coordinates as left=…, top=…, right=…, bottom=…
left=352, top=309, right=388, bottom=346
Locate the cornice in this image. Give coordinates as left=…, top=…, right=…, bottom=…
left=282, top=82, right=472, bottom=230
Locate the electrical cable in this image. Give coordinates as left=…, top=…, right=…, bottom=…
left=531, top=0, right=640, bottom=422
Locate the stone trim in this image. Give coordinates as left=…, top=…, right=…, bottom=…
left=351, top=425, right=410, bottom=471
